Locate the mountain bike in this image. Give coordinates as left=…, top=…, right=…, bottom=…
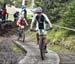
left=30, top=28, right=51, bottom=60
left=17, top=26, right=25, bottom=42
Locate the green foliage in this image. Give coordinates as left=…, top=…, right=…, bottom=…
left=48, top=45, right=75, bottom=54
left=14, top=0, right=22, bottom=8
left=34, top=0, right=41, bottom=7
left=47, top=28, right=75, bottom=52
left=47, top=29, right=66, bottom=43
left=0, top=0, right=4, bottom=4
left=40, top=0, right=71, bottom=22
left=27, top=14, right=34, bottom=20
left=1, top=0, right=14, bottom=3
left=62, top=1, right=75, bottom=29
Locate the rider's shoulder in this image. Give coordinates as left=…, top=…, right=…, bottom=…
left=42, top=13, right=47, bottom=17
left=34, top=14, right=38, bottom=16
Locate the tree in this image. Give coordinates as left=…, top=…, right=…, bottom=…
left=34, top=0, right=41, bottom=7
left=62, top=1, right=75, bottom=29
left=40, top=0, right=71, bottom=22
left=0, top=0, right=4, bottom=4
left=14, top=0, right=22, bottom=7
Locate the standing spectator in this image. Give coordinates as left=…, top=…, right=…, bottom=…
left=24, top=9, right=27, bottom=19
left=13, top=11, right=19, bottom=22
left=2, top=8, right=8, bottom=22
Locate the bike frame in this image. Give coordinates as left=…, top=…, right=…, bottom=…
left=31, top=29, right=50, bottom=60
left=39, top=29, right=46, bottom=60
left=18, top=27, right=25, bottom=42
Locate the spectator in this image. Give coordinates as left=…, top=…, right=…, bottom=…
left=24, top=9, right=27, bottom=19
left=13, top=11, right=19, bottom=22
left=2, top=8, right=8, bottom=22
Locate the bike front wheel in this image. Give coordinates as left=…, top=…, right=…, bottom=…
left=39, top=38, right=45, bottom=60
left=21, top=30, right=25, bottom=42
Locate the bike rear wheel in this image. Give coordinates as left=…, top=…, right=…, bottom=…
left=17, top=28, right=25, bottom=42
left=17, top=30, right=22, bottom=40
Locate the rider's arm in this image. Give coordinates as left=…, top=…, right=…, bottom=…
left=24, top=18, right=28, bottom=26
left=17, top=19, right=21, bottom=27
left=30, top=14, right=37, bottom=29
left=43, top=13, right=53, bottom=28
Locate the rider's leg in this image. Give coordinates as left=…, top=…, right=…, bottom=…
left=43, top=35, right=47, bottom=51
left=36, top=33, right=39, bottom=45
left=2, top=16, right=5, bottom=22
left=3, top=16, right=6, bottom=22
left=43, top=30, right=48, bottom=53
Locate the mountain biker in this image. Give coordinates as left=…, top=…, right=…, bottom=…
left=17, top=15, right=28, bottom=29
left=30, top=7, right=53, bottom=52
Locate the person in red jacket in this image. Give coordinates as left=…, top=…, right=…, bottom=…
left=2, top=8, right=8, bottom=22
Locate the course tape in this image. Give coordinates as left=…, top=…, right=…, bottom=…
left=53, top=24, right=75, bottom=32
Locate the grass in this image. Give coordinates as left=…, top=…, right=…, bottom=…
left=47, top=29, right=67, bottom=43
left=46, top=28, right=75, bottom=54
left=48, top=45, right=75, bottom=54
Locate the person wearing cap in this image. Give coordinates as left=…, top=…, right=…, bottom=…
left=13, top=11, right=19, bottom=22
left=30, top=7, right=53, bottom=53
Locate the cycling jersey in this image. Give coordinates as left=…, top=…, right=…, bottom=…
left=17, top=17, right=27, bottom=27
left=31, top=13, right=52, bottom=30
left=36, top=15, right=45, bottom=29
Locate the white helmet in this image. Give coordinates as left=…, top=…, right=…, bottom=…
left=35, top=7, right=42, bottom=13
